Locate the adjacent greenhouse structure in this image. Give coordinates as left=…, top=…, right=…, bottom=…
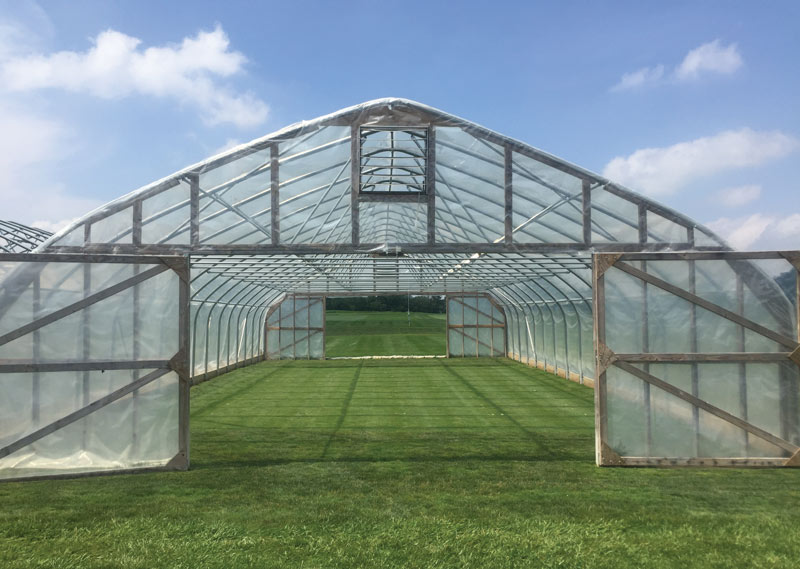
left=1, top=98, right=798, bottom=481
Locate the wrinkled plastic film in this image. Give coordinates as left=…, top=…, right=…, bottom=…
left=0, top=258, right=182, bottom=480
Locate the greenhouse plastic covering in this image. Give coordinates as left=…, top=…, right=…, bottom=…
left=0, top=255, right=188, bottom=480
left=0, top=98, right=796, bottom=478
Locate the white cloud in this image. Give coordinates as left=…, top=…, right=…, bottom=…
left=603, top=129, right=798, bottom=195
left=612, top=40, right=742, bottom=91
left=713, top=184, right=762, bottom=207
left=675, top=40, right=743, bottom=80
left=212, top=138, right=243, bottom=156
left=706, top=214, right=775, bottom=249
left=775, top=214, right=800, bottom=238
left=0, top=25, right=268, bottom=128
left=0, top=104, right=102, bottom=228
left=610, top=65, right=664, bottom=91
left=707, top=212, right=800, bottom=250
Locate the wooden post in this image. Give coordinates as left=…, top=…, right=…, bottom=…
left=177, top=256, right=191, bottom=468
left=593, top=253, right=609, bottom=465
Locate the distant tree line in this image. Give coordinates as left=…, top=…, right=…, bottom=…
left=326, top=295, right=446, bottom=313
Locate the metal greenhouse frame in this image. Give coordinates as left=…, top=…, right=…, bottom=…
left=0, top=221, right=52, bottom=253
left=0, top=98, right=797, bottom=480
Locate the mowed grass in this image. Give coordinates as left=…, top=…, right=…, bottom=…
left=1, top=358, right=799, bottom=568
left=325, top=310, right=446, bottom=356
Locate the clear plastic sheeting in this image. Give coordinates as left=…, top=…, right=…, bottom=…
left=596, top=252, right=800, bottom=467
left=447, top=295, right=506, bottom=357
left=10, top=97, right=785, bottom=472
left=266, top=296, right=324, bottom=359
left=0, top=254, right=188, bottom=480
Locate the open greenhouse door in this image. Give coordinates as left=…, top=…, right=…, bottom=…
left=593, top=251, right=800, bottom=467
left=0, top=254, right=190, bottom=481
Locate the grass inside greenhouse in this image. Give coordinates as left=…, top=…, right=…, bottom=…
left=2, top=358, right=800, bottom=568
left=325, top=310, right=447, bottom=356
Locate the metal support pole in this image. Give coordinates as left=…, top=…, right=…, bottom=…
left=271, top=144, right=280, bottom=245
left=81, top=263, right=91, bottom=449
left=582, top=179, right=591, bottom=246
left=736, top=274, right=749, bottom=453
left=350, top=124, right=360, bottom=246
left=32, top=273, right=41, bottom=427
left=690, top=260, right=700, bottom=456
left=189, top=174, right=200, bottom=246
left=426, top=126, right=436, bottom=245
left=504, top=145, right=513, bottom=245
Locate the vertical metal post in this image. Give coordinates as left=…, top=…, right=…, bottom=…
left=132, top=201, right=142, bottom=247
left=351, top=124, right=360, bottom=246
left=426, top=126, right=436, bottom=245
left=132, top=264, right=141, bottom=457
left=189, top=174, right=200, bottom=246
left=262, top=309, right=272, bottom=361
left=638, top=204, right=648, bottom=245
left=690, top=260, right=700, bottom=456
left=475, top=298, right=479, bottom=358
left=271, top=144, right=280, bottom=245
left=504, top=146, right=513, bottom=245
left=488, top=299, right=495, bottom=356
left=736, top=274, right=749, bottom=453
left=582, top=179, right=592, bottom=246
left=641, top=260, right=652, bottom=456
left=292, top=294, right=297, bottom=359
left=461, top=297, right=465, bottom=357
left=81, top=263, right=91, bottom=449
left=445, top=297, right=450, bottom=358
left=322, top=297, right=327, bottom=360
left=551, top=304, right=557, bottom=373
left=32, top=272, right=41, bottom=427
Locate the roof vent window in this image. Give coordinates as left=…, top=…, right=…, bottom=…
left=359, top=127, right=427, bottom=194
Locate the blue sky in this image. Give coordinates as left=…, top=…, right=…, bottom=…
left=1, top=0, right=798, bottom=249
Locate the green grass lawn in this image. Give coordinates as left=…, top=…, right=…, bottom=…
left=325, top=310, right=446, bottom=357
left=1, top=358, right=799, bottom=568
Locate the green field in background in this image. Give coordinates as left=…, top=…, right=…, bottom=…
left=325, top=310, right=446, bottom=356
left=2, top=358, right=799, bottom=568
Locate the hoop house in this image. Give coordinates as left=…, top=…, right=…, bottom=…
left=1, top=99, right=797, bottom=480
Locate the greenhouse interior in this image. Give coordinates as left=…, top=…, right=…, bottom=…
left=0, top=98, right=798, bottom=481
